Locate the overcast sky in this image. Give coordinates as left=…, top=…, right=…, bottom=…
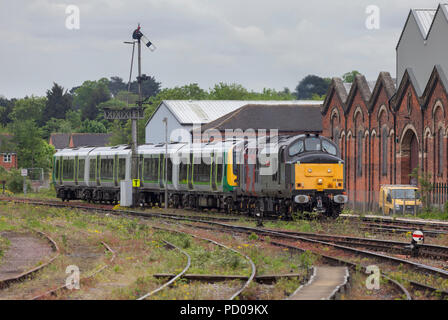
left=0, top=0, right=443, bottom=99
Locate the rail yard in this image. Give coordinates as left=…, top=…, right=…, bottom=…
left=1, top=195, right=447, bottom=301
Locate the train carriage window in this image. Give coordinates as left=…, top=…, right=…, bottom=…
left=143, top=157, right=159, bottom=182
left=100, top=158, right=114, bottom=181
left=193, top=160, right=211, bottom=183
left=77, top=159, right=85, bottom=181
left=62, top=158, right=75, bottom=180
left=322, top=140, right=337, bottom=155
left=118, top=158, right=126, bottom=181
left=89, top=159, right=96, bottom=180
left=289, top=140, right=304, bottom=156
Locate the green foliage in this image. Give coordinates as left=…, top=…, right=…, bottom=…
left=6, top=169, right=30, bottom=193
left=65, top=110, right=82, bottom=130
left=10, top=96, right=46, bottom=123
left=78, top=119, right=107, bottom=133
left=41, top=83, right=72, bottom=125
left=294, top=75, right=330, bottom=99
left=42, top=118, right=72, bottom=139
left=409, top=167, right=432, bottom=209
left=248, top=232, right=259, bottom=241
left=72, top=78, right=111, bottom=120
left=342, top=70, right=361, bottom=83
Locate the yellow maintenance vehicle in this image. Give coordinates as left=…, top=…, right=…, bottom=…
left=378, top=185, right=422, bottom=215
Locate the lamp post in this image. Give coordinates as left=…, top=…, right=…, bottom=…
left=163, top=117, right=168, bottom=210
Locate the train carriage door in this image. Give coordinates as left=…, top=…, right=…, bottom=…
left=114, top=154, right=118, bottom=186
left=188, top=152, right=193, bottom=190
left=159, top=154, right=165, bottom=188
left=74, top=155, right=78, bottom=185
left=96, top=155, right=100, bottom=185
left=139, top=154, right=144, bottom=187
left=211, top=152, right=217, bottom=191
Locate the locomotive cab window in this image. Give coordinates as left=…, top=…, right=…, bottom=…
left=304, top=137, right=321, bottom=151
left=322, top=140, right=337, bottom=155
left=289, top=140, right=304, bottom=156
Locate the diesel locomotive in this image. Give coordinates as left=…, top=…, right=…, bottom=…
left=53, top=134, right=347, bottom=218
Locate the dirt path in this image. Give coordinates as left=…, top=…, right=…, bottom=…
left=0, top=231, right=53, bottom=281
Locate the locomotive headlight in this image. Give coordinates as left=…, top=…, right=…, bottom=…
left=308, top=169, right=312, bottom=173
left=317, top=178, right=323, bottom=185
left=327, top=169, right=332, bottom=173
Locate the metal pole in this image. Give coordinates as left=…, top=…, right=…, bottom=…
left=164, top=117, right=168, bottom=210
left=130, top=38, right=141, bottom=206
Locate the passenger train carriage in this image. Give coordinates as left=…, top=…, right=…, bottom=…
left=53, top=134, right=347, bottom=218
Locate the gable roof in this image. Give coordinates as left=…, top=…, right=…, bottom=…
left=70, top=133, right=112, bottom=148
left=344, top=74, right=373, bottom=115
left=421, top=64, right=448, bottom=107
left=198, top=104, right=323, bottom=133
left=368, top=72, right=396, bottom=112
left=397, top=4, right=448, bottom=49
left=322, top=78, right=350, bottom=114
left=49, top=133, right=70, bottom=150
left=146, top=100, right=322, bottom=126
left=390, top=68, right=423, bottom=111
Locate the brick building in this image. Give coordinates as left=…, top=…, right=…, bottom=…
left=0, top=134, right=18, bottom=170
left=321, top=66, right=448, bottom=209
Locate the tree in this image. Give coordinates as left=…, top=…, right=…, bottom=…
left=342, top=70, right=361, bottom=83
left=65, top=110, right=82, bottom=130
left=294, top=75, right=331, bottom=100
left=0, top=96, right=14, bottom=126
left=41, top=83, right=72, bottom=125
left=108, top=76, right=127, bottom=97
left=209, top=83, right=250, bottom=100
left=42, top=118, right=72, bottom=140
left=129, top=75, right=161, bottom=99
left=10, top=96, right=46, bottom=123
left=72, top=78, right=111, bottom=120
left=78, top=119, right=107, bottom=133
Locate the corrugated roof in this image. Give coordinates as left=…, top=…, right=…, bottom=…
left=160, top=100, right=322, bottom=125
left=413, top=9, right=437, bottom=37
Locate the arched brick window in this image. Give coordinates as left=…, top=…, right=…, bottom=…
left=381, top=127, right=388, bottom=176
left=438, top=128, right=444, bottom=176
left=357, top=130, right=363, bottom=176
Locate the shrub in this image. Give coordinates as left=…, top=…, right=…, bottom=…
left=6, top=169, right=31, bottom=193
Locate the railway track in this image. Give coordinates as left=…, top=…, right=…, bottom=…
left=345, top=215, right=448, bottom=233
left=0, top=230, right=59, bottom=290
left=262, top=229, right=448, bottom=260
left=32, top=241, right=116, bottom=300
left=147, top=225, right=256, bottom=300
left=137, top=239, right=191, bottom=300
left=2, top=197, right=447, bottom=299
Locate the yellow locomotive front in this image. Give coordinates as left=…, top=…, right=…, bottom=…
left=288, top=134, right=347, bottom=217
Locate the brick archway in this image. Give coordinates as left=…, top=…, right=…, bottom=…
left=400, top=128, right=419, bottom=184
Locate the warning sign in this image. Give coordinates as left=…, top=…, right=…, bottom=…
left=132, top=179, right=140, bottom=187
left=412, top=230, right=424, bottom=244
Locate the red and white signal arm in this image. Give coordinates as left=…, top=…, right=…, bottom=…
left=412, top=230, right=424, bottom=244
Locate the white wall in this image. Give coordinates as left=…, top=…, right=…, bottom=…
left=145, top=103, right=192, bottom=144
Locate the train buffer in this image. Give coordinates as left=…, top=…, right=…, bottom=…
left=288, top=266, right=349, bottom=300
